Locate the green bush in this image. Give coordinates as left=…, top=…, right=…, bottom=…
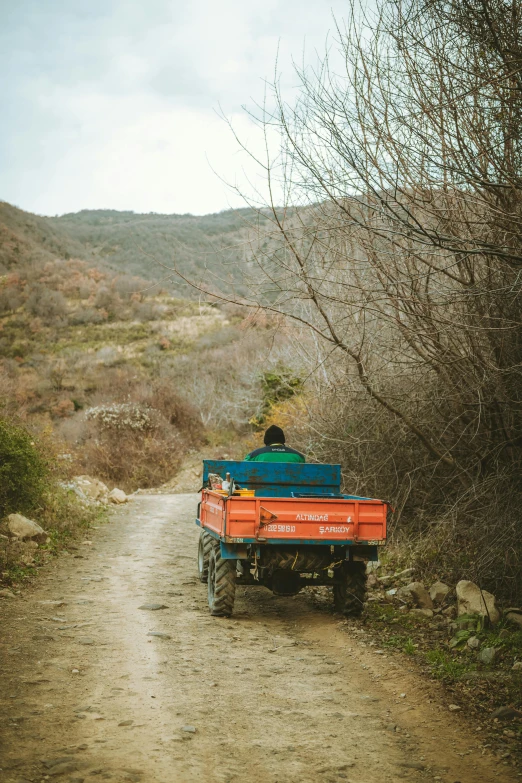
left=0, top=418, right=48, bottom=518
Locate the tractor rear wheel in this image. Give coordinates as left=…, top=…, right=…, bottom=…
left=197, top=531, right=213, bottom=583
left=333, top=561, right=367, bottom=617
left=207, top=540, right=236, bottom=616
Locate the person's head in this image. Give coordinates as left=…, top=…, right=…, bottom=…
left=264, top=425, right=285, bottom=445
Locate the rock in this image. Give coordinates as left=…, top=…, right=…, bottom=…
left=42, top=757, right=76, bottom=769
left=7, top=513, right=48, bottom=542
left=0, top=588, right=16, bottom=598
left=73, top=476, right=109, bottom=503
left=505, top=610, right=522, bottom=629
left=409, top=608, right=433, bottom=618
left=467, top=636, right=480, bottom=649
left=491, top=706, right=522, bottom=720
left=456, top=580, right=500, bottom=624
left=108, top=488, right=127, bottom=504
left=386, top=588, right=398, bottom=597
left=48, top=762, right=79, bottom=776
left=512, top=661, right=522, bottom=670
left=442, top=605, right=456, bottom=617
left=448, top=704, right=461, bottom=711
left=77, top=637, right=95, bottom=645
left=182, top=725, right=197, bottom=733
left=367, top=574, right=379, bottom=588
left=398, top=582, right=434, bottom=609
left=478, top=647, right=497, bottom=665
left=118, top=720, right=134, bottom=726
left=366, top=561, right=381, bottom=573
left=429, top=581, right=450, bottom=604
left=147, top=632, right=171, bottom=639
left=138, top=604, right=168, bottom=611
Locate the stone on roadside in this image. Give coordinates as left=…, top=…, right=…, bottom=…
left=0, top=588, right=16, bottom=598
left=398, top=581, right=434, bottom=609
left=491, top=705, right=522, bottom=720
left=448, top=704, right=461, bottom=712
left=467, top=636, right=480, bottom=649
left=504, top=609, right=522, bottom=629
left=182, top=725, right=197, bottom=733
left=442, top=605, right=456, bottom=617
left=138, top=603, right=168, bottom=611
left=478, top=646, right=497, bottom=665
left=109, top=488, right=127, bottom=504
left=7, top=513, right=48, bottom=542
left=73, top=476, right=109, bottom=503
left=429, top=581, right=450, bottom=604
left=456, top=580, right=500, bottom=624
left=512, top=661, right=522, bottom=670
left=409, top=608, right=433, bottom=618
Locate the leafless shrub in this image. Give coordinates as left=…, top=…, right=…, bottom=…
left=26, top=284, right=67, bottom=321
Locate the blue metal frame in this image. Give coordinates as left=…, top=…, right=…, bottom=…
left=202, top=460, right=341, bottom=497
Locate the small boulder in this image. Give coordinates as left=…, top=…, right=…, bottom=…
left=478, top=647, right=497, bottom=665
left=409, top=608, right=434, bottom=618
left=491, top=706, right=522, bottom=720
left=504, top=610, right=522, bottom=630
left=467, top=636, right=480, bottom=649
left=7, top=513, right=48, bottom=543
left=456, top=580, right=500, bottom=624
left=367, top=574, right=379, bottom=589
left=429, top=581, right=450, bottom=604
left=0, top=588, right=16, bottom=599
left=108, top=488, right=127, bottom=504
left=512, top=661, right=522, bottom=671
left=74, top=476, right=109, bottom=503
left=398, top=582, right=434, bottom=609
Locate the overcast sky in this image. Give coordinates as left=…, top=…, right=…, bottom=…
left=1, top=0, right=351, bottom=216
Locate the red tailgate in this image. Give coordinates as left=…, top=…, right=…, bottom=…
left=200, top=491, right=386, bottom=543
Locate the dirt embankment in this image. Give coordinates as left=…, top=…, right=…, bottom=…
left=0, top=495, right=519, bottom=783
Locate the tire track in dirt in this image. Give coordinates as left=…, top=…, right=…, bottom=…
left=0, top=494, right=517, bottom=783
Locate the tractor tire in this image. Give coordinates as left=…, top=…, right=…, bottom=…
left=207, top=540, right=236, bottom=617
left=197, top=531, right=213, bottom=583
left=333, top=561, right=367, bottom=617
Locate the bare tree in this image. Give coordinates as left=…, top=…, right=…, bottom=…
left=169, top=0, right=522, bottom=597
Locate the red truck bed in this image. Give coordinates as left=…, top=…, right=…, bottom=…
left=199, top=490, right=387, bottom=546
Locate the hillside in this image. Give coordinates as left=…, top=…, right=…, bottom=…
left=49, top=207, right=268, bottom=292
left=0, top=199, right=296, bottom=490
left=0, top=201, right=91, bottom=272
left=1, top=201, right=274, bottom=295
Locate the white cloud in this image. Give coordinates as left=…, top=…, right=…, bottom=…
left=1, top=0, right=351, bottom=215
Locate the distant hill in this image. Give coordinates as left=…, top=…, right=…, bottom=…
left=0, top=202, right=272, bottom=295
left=49, top=207, right=270, bottom=293
left=0, top=201, right=90, bottom=271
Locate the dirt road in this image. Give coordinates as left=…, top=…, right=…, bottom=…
left=0, top=495, right=517, bottom=783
